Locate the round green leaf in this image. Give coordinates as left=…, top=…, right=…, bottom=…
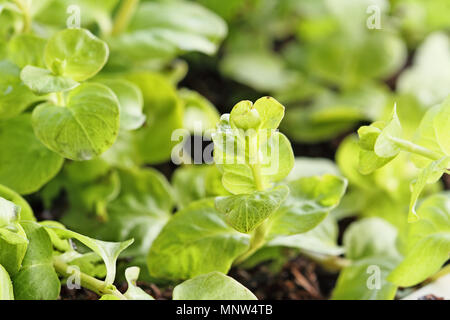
left=215, top=185, right=289, bottom=233
left=7, top=33, right=46, bottom=68
left=44, top=28, right=109, bottom=81
left=32, top=83, right=120, bottom=161
left=100, top=79, right=145, bottom=131
left=147, top=199, right=250, bottom=281
left=0, top=114, right=64, bottom=194
left=268, top=174, right=347, bottom=237
left=20, top=65, right=79, bottom=95
left=0, top=60, right=38, bottom=120
left=173, top=272, right=257, bottom=300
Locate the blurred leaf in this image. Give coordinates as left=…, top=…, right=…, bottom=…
left=20, top=65, right=79, bottom=94
left=268, top=215, right=344, bottom=256
left=179, top=88, right=219, bottom=133
left=126, top=72, right=183, bottom=164
left=7, top=33, right=46, bottom=68
left=0, top=60, right=39, bottom=120
left=173, top=272, right=257, bottom=300
left=268, top=175, right=347, bottom=237
left=397, top=32, right=450, bottom=107
left=100, top=79, right=146, bottom=131
left=389, top=193, right=450, bottom=286
left=221, top=51, right=296, bottom=92
left=332, top=218, right=401, bottom=300
left=172, top=165, right=229, bottom=209
left=147, top=199, right=250, bottom=281
left=0, top=114, right=64, bottom=194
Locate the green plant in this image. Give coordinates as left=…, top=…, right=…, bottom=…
left=357, top=96, right=450, bottom=222
left=343, top=94, right=450, bottom=295
left=146, top=97, right=347, bottom=281
left=0, top=189, right=259, bottom=300
left=1, top=0, right=449, bottom=302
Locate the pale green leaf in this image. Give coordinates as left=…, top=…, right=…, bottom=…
left=32, top=82, right=120, bottom=161
left=0, top=114, right=64, bottom=194
left=7, top=33, right=46, bottom=68
left=12, top=222, right=60, bottom=300
left=215, top=185, right=289, bottom=233
left=0, top=196, right=20, bottom=227
left=126, top=72, right=183, bottom=164
left=408, top=157, right=450, bottom=222
left=173, top=272, right=257, bottom=300
left=434, top=95, right=450, bottom=155
left=123, top=267, right=154, bottom=300
left=332, top=218, right=401, bottom=300
left=268, top=175, right=347, bottom=237
left=343, top=218, right=400, bottom=261
left=147, top=200, right=250, bottom=281
left=42, top=226, right=133, bottom=286
left=172, top=165, right=228, bottom=209
left=268, top=215, right=344, bottom=256
left=398, top=32, right=450, bottom=107
left=44, top=28, right=109, bottom=81
left=0, top=222, right=28, bottom=276
left=0, top=264, right=13, bottom=300
left=0, top=60, right=38, bottom=119
left=100, top=79, right=145, bottom=131
left=0, top=185, right=34, bottom=221
left=389, top=193, right=450, bottom=286
left=180, top=88, right=219, bottom=133
left=374, top=105, right=402, bottom=158
left=20, top=65, right=79, bottom=94
left=212, top=100, right=294, bottom=194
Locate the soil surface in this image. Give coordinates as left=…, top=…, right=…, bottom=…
left=59, top=255, right=336, bottom=300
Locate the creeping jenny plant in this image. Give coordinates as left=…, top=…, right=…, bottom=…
left=147, top=97, right=347, bottom=281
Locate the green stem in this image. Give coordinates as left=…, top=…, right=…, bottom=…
left=14, top=0, right=32, bottom=33
left=234, top=220, right=270, bottom=266
left=250, top=162, right=264, bottom=191
left=111, top=0, right=140, bottom=36
left=51, top=92, right=66, bottom=106
left=53, top=257, right=126, bottom=300
left=234, top=133, right=269, bottom=265
left=389, top=136, right=442, bottom=161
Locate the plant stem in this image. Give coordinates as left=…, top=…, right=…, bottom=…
left=111, top=0, right=140, bottom=36
left=14, top=0, right=32, bottom=33
left=53, top=257, right=126, bottom=300
left=389, top=136, right=443, bottom=161
left=55, top=92, right=65, bottom=106
left=250, top=162, right=264, bottom=191
left=234, top=220, right=270, bottom=266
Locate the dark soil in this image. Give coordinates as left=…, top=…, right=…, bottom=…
left=59, top=255, right=337, bottom=300
left=229, top=256, right=337, bottom=300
